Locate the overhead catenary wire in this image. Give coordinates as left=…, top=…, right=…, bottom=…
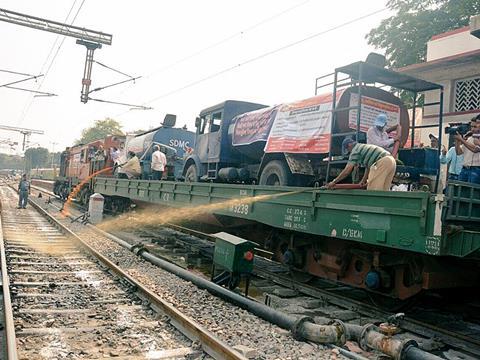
left=88, top=97, right=152, bottom=110
left=88, top=76, right=141, bottom=94
left=119, top=7, right=386, bottom=115
left=0, top=69, right=35, bottom=77
left=142, top=0, right=313, bottom=79
left=18, top=0, right=86, bottom=124
left=16, top=0, right=78, bottom=122
left=91, top=0, right=314, bottom=110
left=3, top=85, right=57, bottom=97
left=80, top=0, right=315, bottom=121
left=0, top=75, right=44, bottom=88
left=94, top=61, right=135, bottom=79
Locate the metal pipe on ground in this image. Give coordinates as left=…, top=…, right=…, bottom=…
left=95, top=228, right=443, bottom=360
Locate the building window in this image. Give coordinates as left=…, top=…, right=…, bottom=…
left=455, top=76, right=480, bottom=112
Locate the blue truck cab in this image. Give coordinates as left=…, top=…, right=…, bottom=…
left=183, top=100, right=267, bottom=181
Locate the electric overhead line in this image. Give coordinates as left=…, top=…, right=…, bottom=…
left=0, top=74, right=44, bottom=88
left=16, top=0, right=89, bottom=123
left=143, top=0, right=313, bottom=79
left=0, top=69, right=35, bottom=77
left=3, top=86, right=57, bottom=97
left=15, top=0, right=78, bottom=123
left=81, top=0, right=314, bottom=119
left=85, top=60, right=146, bottom=109
left=0, top=70, right=58, bottom=96
left=124, top=7, right=386, bottom=114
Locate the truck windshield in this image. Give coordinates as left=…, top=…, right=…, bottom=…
left=200, top=111, right=222, bottom=134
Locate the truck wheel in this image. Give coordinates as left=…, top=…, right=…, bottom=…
left=185, top=164, right=198, bottom=182
left=259, top=160, right=291, bottom=186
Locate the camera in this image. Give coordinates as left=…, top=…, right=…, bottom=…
left=444, top=123, right=470, bottom=135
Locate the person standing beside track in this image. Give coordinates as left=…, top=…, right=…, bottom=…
left=151, top=145, right=167, bottom=180
left=455, top=119, right=480, bottom=184
left=17, top=174, right=30, bottom=209
left=327, top=138, right=396, bottom=191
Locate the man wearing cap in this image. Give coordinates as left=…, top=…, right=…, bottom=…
left=326, top=138, right=396, bottom=191
left=367, top=114, right=401, bottom=153
left=429, top=134, right=439, bottom=149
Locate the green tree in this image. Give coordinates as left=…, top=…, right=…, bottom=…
left=24, top=147, right=49, bottom=171
left=0, top=153, right=23, bottom=170
left=366, top=0, right=480, bottom=68
left=76, top=118, right=124, bottom=144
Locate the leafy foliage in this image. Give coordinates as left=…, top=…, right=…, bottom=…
left=76, top=118, right=124, bottom=144
left=24, top=147, right=49, bottom=171
left=0, top=153, right=24, bottom=170
left=367, top=0, right=480, bottom=68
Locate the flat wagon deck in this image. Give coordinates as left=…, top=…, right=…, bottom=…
left=94, top=177, right=480, bottom=298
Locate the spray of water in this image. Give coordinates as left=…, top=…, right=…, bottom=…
left=98, top=189, right=306, bottom=232
left=62, top=167, right=113, bottom=216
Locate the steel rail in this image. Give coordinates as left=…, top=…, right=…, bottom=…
left=152, top=221, right=480, bottom=358
left=23, top=191, right=245, bottom=360
left=0, top=215, right=18, bottom=359
left=27, top=182, right=480, bottom=357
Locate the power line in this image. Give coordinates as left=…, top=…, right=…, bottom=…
left=16, top=0, right=77, bottom=122
left=143, top=0, right=312, bottom=80
left=133, top=7, right=386, bottom=110
left=0, top=74, right=43, bottom=88
left=80, top=0, right=314, bottom=120
left=3, top=86, right=57, bottom=97
left=0, top=69, right=35, bottom=77
left=101, top=0, right=313, bottom=106
left=18, top=0, right=86, bottom=124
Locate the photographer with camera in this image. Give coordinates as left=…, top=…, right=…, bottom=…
left=455, top=118, right=480, bottom=184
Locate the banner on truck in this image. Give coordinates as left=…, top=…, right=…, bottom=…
left=232, top=106, right=278, bottom=146
left=348, top=93, right=400, bottom=132
left=264, top=92, right=342, bottom=154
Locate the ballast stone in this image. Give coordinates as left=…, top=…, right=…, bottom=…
left=233, top=345, right=258, bottom=358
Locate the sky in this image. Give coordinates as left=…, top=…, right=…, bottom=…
left=0, top=0, right=390, bottom=154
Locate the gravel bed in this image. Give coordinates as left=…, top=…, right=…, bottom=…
left=2, top=189, right=195, bottom=359
left=32, top=198, right=344, bottom=360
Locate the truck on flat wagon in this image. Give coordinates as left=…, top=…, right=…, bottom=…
left=183, top=55, right=443, bottom=189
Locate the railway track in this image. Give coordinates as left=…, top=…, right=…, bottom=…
left=0, top=185, right=245, bottom=360
left=28, top=182, right=480, bottom=359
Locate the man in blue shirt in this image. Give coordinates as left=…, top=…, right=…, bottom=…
left=17, top=174, right=30, bottom=209
left=440, top=145, right=464, bottom=180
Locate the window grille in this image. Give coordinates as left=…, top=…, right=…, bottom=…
left=455, top=77, right=480, bottom=112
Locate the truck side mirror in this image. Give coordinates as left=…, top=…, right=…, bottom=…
left=195, top=117, right=201, bottom=128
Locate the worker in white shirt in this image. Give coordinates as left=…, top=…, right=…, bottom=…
left=367, top=113, right=401, bottom=154
left=151, top=145, right=167, bottom=180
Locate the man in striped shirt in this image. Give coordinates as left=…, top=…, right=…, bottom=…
left=326, top=138, right=396, bottom=191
